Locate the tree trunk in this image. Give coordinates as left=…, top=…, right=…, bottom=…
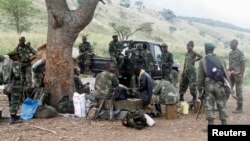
left=44, top=0, right=99, bottom=107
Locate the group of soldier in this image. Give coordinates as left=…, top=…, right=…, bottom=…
left=83, top=35, right=246, bottom=127
left=0, top=34, right=246, bottom=128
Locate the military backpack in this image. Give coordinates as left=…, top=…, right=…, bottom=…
left=122, top=110, right=147, bottom=130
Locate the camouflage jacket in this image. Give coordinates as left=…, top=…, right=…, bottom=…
left=229, top=48, right=246, bottom=73
left=161, top=51, right=173, bottom=70
left=16, top=44, right=36, bottom=63
left=153, top=80, right=179, bottom=104
left=79, top=42, right=93, bottom=54
left=130, top=50, right=147, bottom=70
left=183, top=51, right=202, bottom=71
left=109, top=41, right=122, bottom=57
left=95, top=71, right=119, bottom=99
left=144, top=50, right=154, bottom=72
left=197, top=54, right=229, bottom=94
left=11, top=61, right=23, bottom=86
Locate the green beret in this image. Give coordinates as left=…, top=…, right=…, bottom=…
left=204, top=42, right=216, bottom=49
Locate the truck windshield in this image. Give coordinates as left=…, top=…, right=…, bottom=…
left=153, top=45, right=162, bottom=61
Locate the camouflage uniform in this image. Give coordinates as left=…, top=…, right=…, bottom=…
left=161, top=51, right=174, bottom=82
left=109, top=41, right=123, bottom=69
left=179, top=51, right=202, bottom=101
left=78, top=41, right=93, bottom=73
left=9, top=61, right=23, bottom=115
left=198, top=43, right=228, bottom=124
left=94, top=71, right=119, bottom=101
left=143, top=49, right=154, bottom=75
left=152, top=80, right=179, bottom=104
left=130, top=49, right=147, bottom=71
left=16, top=44, right=36, bottom=87
left=229, top=48, right=246, bottom=111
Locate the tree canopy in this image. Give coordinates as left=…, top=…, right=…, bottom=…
left=0, top=0, right=39, bottom=34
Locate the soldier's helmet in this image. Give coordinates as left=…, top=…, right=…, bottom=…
left=82, top=36, right=87, bottom=41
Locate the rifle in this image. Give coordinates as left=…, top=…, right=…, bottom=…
left=223, top=77, right=237, bottom=100
left=196, top=91, right=205, bottom=120
left=109, top=92, right=115, bottom=121
left=100, top=0, right=106, bottom=4
left=94, top=97, right=106, bottom=121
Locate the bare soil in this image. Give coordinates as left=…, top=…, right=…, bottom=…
left=1, top=87, right=250, bottom=141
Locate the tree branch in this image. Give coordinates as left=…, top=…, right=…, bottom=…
left=45, top=0, right=69, bottom=28
left=73, top=0, right=100, bottom=32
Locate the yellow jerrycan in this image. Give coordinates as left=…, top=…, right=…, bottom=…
left=180, top=101, right=189, bottom=115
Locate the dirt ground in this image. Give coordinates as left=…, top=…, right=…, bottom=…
left=0, top=87, right=250, bottom=141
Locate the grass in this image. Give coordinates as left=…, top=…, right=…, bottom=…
left=0, top=0, right=249, bottom=85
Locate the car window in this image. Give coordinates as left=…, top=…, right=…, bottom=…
left=153, top=45, right=162, bottom=61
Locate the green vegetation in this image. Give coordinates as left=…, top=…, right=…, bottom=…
left=0, top=0, right=249, bottom=85
left=0, top=0, right=39, bottom=34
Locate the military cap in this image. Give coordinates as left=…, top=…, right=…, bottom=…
left=161, top=43, right=168, bottom=48
left=204, top=42, right=216, bottom=49
left=112, top=35, right=118, bottom=38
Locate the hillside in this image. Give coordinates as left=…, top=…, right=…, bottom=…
left=0, top=0, right=249, bottom=83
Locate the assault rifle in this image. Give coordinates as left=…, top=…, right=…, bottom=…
left=196, top=91, right=205, bottom=120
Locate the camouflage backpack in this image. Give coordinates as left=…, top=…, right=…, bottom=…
left=122, top=110, right=147, bottom=130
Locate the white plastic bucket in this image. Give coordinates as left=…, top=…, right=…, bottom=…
left=144, top=114, right=155, bottom=126
left=73, top=92, right=86, bottom=118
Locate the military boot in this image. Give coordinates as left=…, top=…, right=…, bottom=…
left=221, top=120, right=227, bottom=125
left=9, top=114, right=23, bottom=125
left=208, top=119, right=214, bottom=125
left=233, top=103, right=243, bottom=113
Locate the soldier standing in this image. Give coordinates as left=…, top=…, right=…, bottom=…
left=109, top=35, right=123, bottom=70
left=198, top=43, right=229, bottom=126
left=78, top=36, right=94, bottom=74
left=228, top=39, right=246, bottom=113
left=143, top=44, right=154, bottom=75
left=9, top=58, right=24, bottom=124
left=179, top=41, right=202, bottom=103
left=161, top=43, right=174, bottom=82
left=15, top=37, right=36, bottom=88
left=130, top=44, right=147, bottom=71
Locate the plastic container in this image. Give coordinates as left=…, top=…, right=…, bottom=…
left=73, top=92, right=86, bottom=118
left=144, top=114, right=155, bottom=126
left=180, top=101, right=189, bottom=115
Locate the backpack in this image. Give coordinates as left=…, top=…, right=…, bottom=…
left=122, top=110, right=147, bottom=130
left=203, top=56, right=225, bottom=82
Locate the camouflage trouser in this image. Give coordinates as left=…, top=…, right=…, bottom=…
left=230, top=74, right=243, bottom=105
left=9, top=88, right=23, bottom=115
left=179, top=69, right=197, bottom=98
left=21, top=65, right=32, bottom=88
left=204, top=79, right=228, bottom=120
left=162, top=68, right=172, bottom=82
left=78, top=55, right=92, bottom=72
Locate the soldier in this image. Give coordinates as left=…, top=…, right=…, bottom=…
left=14, top=37, right=36, bottom=88
left=130, top=44, right=147, bottom=71
left=78, top=36, right=94, bottom=74
left=198, top=43, right=229, bottom=126
left=152, top=79, right=180, bottom=116
left=74, top=67, right=90, bottom=94
left=143, top=44, right=154, bottom=75
left=94, top=63, right=119, bottom=103
left=109, top=35, right=123, bottom=69
left=8, top=57, right=24, bottom=124
left=161, top=43, right=174, bottom=82
left=228, top=39, right=246, bottom=113
left=133, top=67, right=154, bottom=109
left=179, top=41, right=202, bottom=103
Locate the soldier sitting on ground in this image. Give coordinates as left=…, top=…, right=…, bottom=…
left=74, top=67, right=90, bottom=94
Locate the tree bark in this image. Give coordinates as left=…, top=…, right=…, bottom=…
left=44, top=0, right=99, bottom=107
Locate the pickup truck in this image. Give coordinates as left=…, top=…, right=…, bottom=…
left=90, top=41, right=179, bottom=86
